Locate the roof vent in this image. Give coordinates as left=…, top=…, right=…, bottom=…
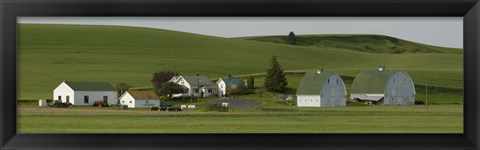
left=378, top=65, right=385, bottom=71
left=317, top=67, right=324, bottom=74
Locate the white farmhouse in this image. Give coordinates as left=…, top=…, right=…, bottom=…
left=170, top=75, right=218, bottom=98
left=53, top=81, right=117, bottom=106
left=296, top=69, right=347, bottom=107
left=216, top=77, right=243, bottom=96
left=119, top=91, right=160, bottom=108
left=350, top=66, right=415, bottom=105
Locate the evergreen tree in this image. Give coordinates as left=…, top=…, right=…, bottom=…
left=264, top=56, right=288, bottom=92
left=247, top=75, right=255, bottom=89
left=288, top=31, right=296, bottom=45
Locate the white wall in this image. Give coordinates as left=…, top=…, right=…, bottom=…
left=119, top=92, right=136, bottom=108
left=172, top=77, right=191, bottom=97
left=53, top=82, right=74, bottom=104
left=297, top=95, right=321, bottom=107
left=217, top=79, right=238, bottom=96
left=74, top=91, right=117, bottom=106
left=135, top=100, right=160, bottom=108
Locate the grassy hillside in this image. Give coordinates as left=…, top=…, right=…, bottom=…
left=237, top=34, right=462, bottom=54
left=18, top=24, right=463, bottom=100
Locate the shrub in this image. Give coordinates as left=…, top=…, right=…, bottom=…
left=93, top=100, right=109, bottom=107
left=206, top=103, right=228, bottom=112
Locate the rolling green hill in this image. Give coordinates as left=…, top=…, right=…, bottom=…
left=18, top=24, right=463, bottom=100
left=237, top=34, right=462, bottom=54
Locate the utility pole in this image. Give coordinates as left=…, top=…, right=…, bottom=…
left=425, top=73, right=429, bottom=111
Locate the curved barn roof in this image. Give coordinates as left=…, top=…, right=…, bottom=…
left=296, top=72, right=337, bottom=95
left=351, top=70, right=393, bottom=93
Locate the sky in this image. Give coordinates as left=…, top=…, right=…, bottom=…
left=18, top=17, right=463, bottom=48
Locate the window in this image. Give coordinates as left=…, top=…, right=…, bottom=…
left=220, top=84, right=223, bottom=88
left=103, top=96, right=108, bottom=102
left=122, top=101, right=125, bottom=103
left=404, top=77, right=406, bottom=82
left=208, top=89, right=212, bottom=93
left=66, top=96, right=70, bottom=103
left=327, top=79, right=330, bottom=84
left=194, top=88, right=199, bottom=93
left=146, top=101, right=149, bottom=104
left=336, top=79, right=339, bottom=84
left=84, top=96, right=89, bottom=103
left=393, top=78, right=395, bottom=82
left=129, top=101, right=132, bottom=103
left=58, top=96, right=62, bottom=101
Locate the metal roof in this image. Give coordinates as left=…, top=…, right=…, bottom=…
left=65, top=81, right=116, bottom=91
left=296, top=72, right=336, bottom=95
left=351, top=70, right=393, bottom=94
left=181, top=76, right=214, bottom=87
left=219, top=78, right=242, bottom=85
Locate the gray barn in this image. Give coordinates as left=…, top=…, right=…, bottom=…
left=296, top=69, right=347, bottom=107
left=350, top=66, right=415, bottom=105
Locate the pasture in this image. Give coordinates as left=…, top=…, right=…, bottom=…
left=18, top=105, right=462, bottom=133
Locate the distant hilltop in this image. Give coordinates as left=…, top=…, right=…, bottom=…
left=237, top=34, right=462, bottom=54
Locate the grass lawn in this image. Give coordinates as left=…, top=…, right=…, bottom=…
left=18, top=105, right=462, bottom=133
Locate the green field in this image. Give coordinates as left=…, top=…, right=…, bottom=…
left=18, top=24, right=463, bottom=101
left=18, top=105, right=462, bottom=133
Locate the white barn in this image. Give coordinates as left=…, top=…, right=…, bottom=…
left=119, top=91, right=160, bottom=108
left=216, top=77, right=243, bottom=96
left=350, top=66, right=415, bottom=105
left=53, top=81, right=117, bottom=106
left=169, top=75, right=218, bottom=98
left=296, top=69, right=347, bottom=107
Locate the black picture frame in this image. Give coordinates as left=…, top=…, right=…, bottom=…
left=1, top=0, right=479, bottom=149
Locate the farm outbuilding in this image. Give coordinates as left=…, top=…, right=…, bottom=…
left=216, top=77, right=244, bottom=96
left=296, top=69, right=347, bottom=107
left=119, top=91, right=160, bottom=108
left=169, top=75, right=219, bottom=98
left=350, top=66, right=415, bottom=105
left=53, top=81, right=117, bottom=106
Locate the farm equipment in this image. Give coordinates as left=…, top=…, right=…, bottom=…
left=49, top=100, right=72, bottom=108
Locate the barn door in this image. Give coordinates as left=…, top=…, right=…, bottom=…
left=330, top=89, right=336, bottom=106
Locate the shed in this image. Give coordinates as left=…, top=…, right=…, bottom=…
left=119, top=91, right=161, bottom=108
left=53, top=81, right=117, bottom=106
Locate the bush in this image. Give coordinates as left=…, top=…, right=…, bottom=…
left=206, top=103, right=228, bottom=112
left=93, top=100, right=109, bottom=107
left=415, top=101, right=425, bottom=105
